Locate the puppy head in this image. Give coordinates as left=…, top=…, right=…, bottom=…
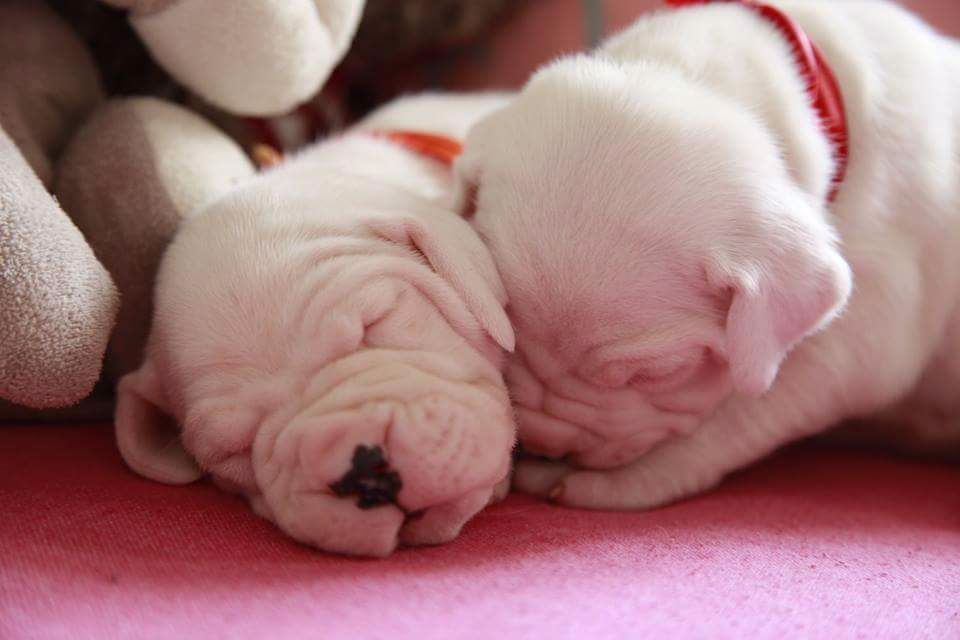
left=455, top=56, right=851, bottom=468
left=114, top=183, right=515, bottom=556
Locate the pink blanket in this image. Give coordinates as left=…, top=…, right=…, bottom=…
left=2, top=424, right=957, bottom=638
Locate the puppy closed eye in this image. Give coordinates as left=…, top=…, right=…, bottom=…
left=630, top=364, right=691, bottom=388
left=587, top=355, right=688, bottom=389
left=627, top=352, right=707, bottom=392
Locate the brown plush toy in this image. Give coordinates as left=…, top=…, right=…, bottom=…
left=56, top=97, right=255, bottom=382
left=0, top=1, right=118, bottom=412
left=1, top=0, right=515, bottom=421
left=0, top=0, right=365, bottom=420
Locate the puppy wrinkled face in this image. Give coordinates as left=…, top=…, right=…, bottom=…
left=117, top=162, right=519, bottom=557
left=457, top=57, right=838, bottom=469
left=498, top=249, right=736, bottom=470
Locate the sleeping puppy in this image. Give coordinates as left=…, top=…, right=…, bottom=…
left=455, top=1, right=960, bottom=509
left=115, top=93, right=517, bottom=556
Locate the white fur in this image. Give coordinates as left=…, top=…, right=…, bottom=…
left=115, top=93, right=518, bottom=556
left=456, top=1, right=960, bottom=508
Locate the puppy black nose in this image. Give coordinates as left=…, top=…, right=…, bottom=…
left=329, top=445, right=402, bottom=509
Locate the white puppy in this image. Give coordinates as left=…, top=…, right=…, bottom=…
left=115, top=93, right=517, bottom=556
left=455, top=1, right=960, bottom=509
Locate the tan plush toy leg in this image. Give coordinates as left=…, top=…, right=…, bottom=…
left=0, top=1, right=118, bottom=409
left=0, top=130, right=118, bottom=408
left=56, top=97, right=255, bottom=380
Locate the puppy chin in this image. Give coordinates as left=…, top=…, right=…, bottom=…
left=516, top=405, right=673, bottom=469
left=510, top=358, right=703, bottom=470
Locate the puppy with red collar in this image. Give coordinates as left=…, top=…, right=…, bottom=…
left=455, top=1, right=960, bottom=508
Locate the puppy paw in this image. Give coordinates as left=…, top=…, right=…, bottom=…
left=514, top=452, right=702, bottom=511
left=513, top=457, right=573, bottom=497
left=546, top=467, right=668, bottom=510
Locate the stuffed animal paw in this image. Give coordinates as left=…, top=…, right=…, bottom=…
left=100, top=0, right=366, bottom=115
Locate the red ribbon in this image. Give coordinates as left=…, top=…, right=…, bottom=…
left=666, top=0, right=849, bottom=201
left=369, top=130, right=464, bottom=167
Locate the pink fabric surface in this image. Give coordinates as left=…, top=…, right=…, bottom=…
left=1, top=424, right=958, bottom=639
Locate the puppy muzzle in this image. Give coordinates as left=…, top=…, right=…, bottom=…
left=508, top=356, right=699, bottom=469
left=253, top=361, right=515, bottom=556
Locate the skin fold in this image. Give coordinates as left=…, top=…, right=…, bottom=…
left=114, top=93, right=518, bottom=556
left=455, top=0, right=960, bottom=509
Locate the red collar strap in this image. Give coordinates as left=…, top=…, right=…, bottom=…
left=666, top=0, right=849, bottom=201
left=369, top=130, right=464, bottom=167
left=244, top=129, right=464, bottom=171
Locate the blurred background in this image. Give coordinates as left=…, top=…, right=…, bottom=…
left=435, top=0, right=960, bottom=89
left=50, top=0, right=960, bottom=152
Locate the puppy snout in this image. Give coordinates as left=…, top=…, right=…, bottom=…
left=387, top=393, right=513, bottom=512
left=328, top=443, right=403, bottom=509
left=262, top=375, right=514, bottom=555
left=256, top=404, right=401, bottom=556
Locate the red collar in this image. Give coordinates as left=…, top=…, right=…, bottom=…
left=369, top=130, right=463, bottom=167
left=666, top=0, right=849, bottom=201
left=244, top=129, right=464, bottom=171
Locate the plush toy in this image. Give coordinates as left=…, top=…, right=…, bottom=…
left=94, top=0, right=365, bottom=116
left=0, top=0, right=365, bottom=418
left=0, top=1, right=117, bottom=411
left=48, top=0, right=520, bottom=152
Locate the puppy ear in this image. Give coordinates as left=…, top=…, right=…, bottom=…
left=366, top=209, right=515, bottom=352
left=709, top=209, right=852, bottom=396
left=452, top=151, right=481, bottom=220
left=115, top=359, right=203, bottom=484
